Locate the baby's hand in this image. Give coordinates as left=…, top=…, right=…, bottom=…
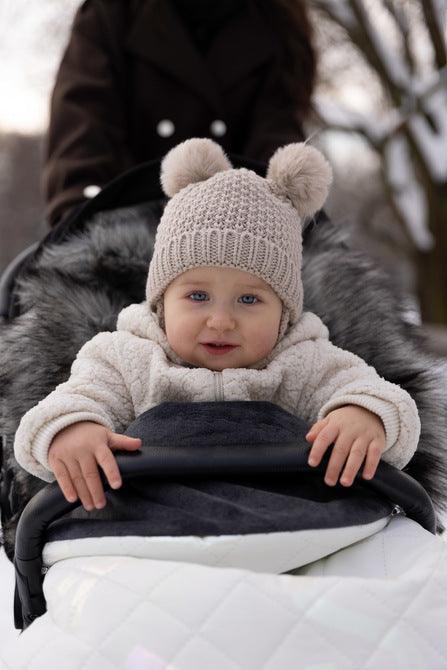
left=305, top=406, right=386, bottom=487
left=48, top=421, right=141, bottom=511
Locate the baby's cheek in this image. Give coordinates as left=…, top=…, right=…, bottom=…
left=165, top=321, right=187, bottom=354
left=251, top=328, right=277, bottom=358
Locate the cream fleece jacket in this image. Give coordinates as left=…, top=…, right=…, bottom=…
left=14, top=303, right=421, bottom=482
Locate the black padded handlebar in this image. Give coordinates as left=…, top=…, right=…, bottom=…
left=14, top=440, right=436, bottom=629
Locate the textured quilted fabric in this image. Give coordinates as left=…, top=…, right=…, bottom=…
left=2, top=516, right=447, bottom=670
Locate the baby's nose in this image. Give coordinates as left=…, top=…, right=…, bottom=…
left=206, top=309, right=236, bottom=331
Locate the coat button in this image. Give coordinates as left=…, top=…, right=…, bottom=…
left=83, top=185, right=101, bottom=198
left=210, top=120, right=227, bottom=137
left=157, top=119, right=175, bottom=137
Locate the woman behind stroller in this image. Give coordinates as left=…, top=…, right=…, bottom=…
left=14, top=139, right=420, bottom=513
left=43, top=0, right=315, bottom=227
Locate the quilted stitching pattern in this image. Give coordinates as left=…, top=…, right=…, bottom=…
left=2, top=517, right=447, bottom=670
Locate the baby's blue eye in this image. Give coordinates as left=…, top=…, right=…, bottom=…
left=239, top=294, right=258, bottom=305
left=189, top=291, right=208, bottom=301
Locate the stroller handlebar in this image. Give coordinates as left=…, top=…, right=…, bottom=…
left=13, top=439, right=436, bottom=628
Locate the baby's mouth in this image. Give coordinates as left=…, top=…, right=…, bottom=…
left=201, top=342, right=239, bottom=355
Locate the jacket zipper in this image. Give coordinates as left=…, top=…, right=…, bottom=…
left=214, top=371, right=224, bottom=401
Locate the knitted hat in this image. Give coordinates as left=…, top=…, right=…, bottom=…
left=147, top=138, right=332, bottom=338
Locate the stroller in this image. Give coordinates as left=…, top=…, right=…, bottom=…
left=1, top=155, right=447, bottom=669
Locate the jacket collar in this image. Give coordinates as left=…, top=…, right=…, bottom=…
left=126, top=0, right=276, bottom=112
left=116, top=302, right=326, bottom=370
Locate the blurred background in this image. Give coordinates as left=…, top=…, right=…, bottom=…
left=0, top=0, right=446, bottom=352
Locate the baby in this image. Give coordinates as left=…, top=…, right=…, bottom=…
left=14, top=138, right=421, bottom=512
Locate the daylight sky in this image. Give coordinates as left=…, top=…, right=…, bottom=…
left=0, top=0, right=382, bottom=135
left=0, top=1, right=82, bottom=133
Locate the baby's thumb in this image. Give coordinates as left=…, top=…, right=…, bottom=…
left=108, top=432, right=142, bottom=451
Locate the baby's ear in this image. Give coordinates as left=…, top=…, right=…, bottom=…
left=161, top=138, right=233, bottom=197
left=266, top=143, right=332, bottom=219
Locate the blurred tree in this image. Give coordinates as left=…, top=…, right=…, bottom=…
left=0, top=134, right=46, bottom=271
left=0, top=1, right=81, bottom=273
left=311, top=0, right=447, bottom=324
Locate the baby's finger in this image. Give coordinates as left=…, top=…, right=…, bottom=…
left=95, top=444, right=122, bottom=490
left=52, top=460, right=78, bottom=503
left=340, top=438, right=368, bottom=487
left=68, top=460, right=95, bottom=511
left=108, top=433, right=142, bottom=451
left=305, top=417, right=329, bottom=441
left=307, top=423, right=339, bottom=466
left=323, top=436, right=353, bottom=486
left=362, top=439, right=383, bottom=480
left=79, top=454, right=106, bottom=508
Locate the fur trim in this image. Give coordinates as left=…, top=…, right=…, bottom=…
left=160, top=138, right=232, bottom=197
left=1, top=204, right=446, bottom=560
left=0, top=202, right=160, bottom=560
left=267, top=144, right=332, bottom=219
left=302, top=219, right=447, bottom=525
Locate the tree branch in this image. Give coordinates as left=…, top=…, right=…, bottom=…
left=313, top=98, right=390, bottom=150
left=349, top=0, right=411, bottom=98
left=383, top=0, right=416, bottom=74
left=421, top=0, right=447, bottom=69
left=310, top=0, right=357, bottom=30
left=313, top=0, right=412, bottom=104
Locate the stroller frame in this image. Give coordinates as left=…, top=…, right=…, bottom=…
left=1, top=153, right=446, bottom=633
left=12, top=403, right=436, bottom=630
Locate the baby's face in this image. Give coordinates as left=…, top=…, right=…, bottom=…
left=163, top=266, right=283, bottom=371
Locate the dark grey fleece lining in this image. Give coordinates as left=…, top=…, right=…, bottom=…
left=45, top=402, right=394, bottom=543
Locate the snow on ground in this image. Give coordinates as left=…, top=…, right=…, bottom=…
left=0, top=547, right=19, bottom=646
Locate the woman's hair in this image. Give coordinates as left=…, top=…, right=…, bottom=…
left=258, top=0, right=317, bottom=119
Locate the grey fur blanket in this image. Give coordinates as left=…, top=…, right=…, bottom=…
left=1, top=203, right=446, bottom=559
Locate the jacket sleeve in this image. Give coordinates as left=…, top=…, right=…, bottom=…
left=43, top=0, right=133, bottom=226
left=294, top=335, right=421, bottom=470
left=13, top=331, right=135, bottom=482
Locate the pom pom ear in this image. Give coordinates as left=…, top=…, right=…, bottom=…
left=160, top=138, right=233, bottom=197
left=266, top=143, right=332, bottom=219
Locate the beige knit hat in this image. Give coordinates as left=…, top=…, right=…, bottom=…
left=147, top=138, right=332, bottom=338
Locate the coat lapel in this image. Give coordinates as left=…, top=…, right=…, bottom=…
left=126, top=0, right=221, bottom=111
left=208, top=1, right=276, bottom=92
left=126, top=0, right=276, bottom=110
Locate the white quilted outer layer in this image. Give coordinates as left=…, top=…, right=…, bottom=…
left=2, top=516, right=447, bottom=670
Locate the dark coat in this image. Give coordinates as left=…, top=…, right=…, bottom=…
left=43, top=0, right=313, bottom=226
